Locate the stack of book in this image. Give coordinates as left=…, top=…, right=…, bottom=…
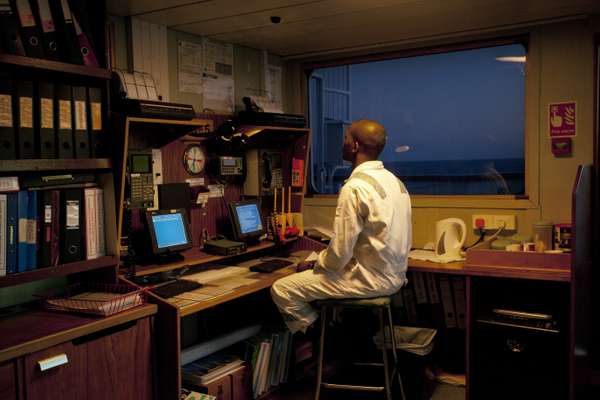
left=244, top=330, right=293, bottom=398
left=0, top=180, right=105, bottom=276
left=182, top=353, right=245, bottom=387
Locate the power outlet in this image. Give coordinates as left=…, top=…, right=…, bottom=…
left=494, top=215, right=516, bottom=230
left=472, top=214, right=516, bottom=230
left=472, top=215, right=493, bottom=230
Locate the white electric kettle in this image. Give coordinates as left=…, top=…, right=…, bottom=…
left=435, top=218, right=467, bottom=261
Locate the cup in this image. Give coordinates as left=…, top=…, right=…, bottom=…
left=533, top=221, right=553, bottom=252
left=506, top=243, right=521, bottom=252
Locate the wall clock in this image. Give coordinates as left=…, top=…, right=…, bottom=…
left=183, top=144, right=206, bottom=175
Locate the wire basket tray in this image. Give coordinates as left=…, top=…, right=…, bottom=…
left=41, top=282, right=145, bottom=317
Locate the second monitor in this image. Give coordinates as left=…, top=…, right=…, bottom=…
left=228, top=199, right=265, bottom=243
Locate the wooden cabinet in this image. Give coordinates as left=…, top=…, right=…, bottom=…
left=14, top=316, right=154, bottom=400
left=0, top=360, right=19, bottom=400
left=24, top=342, right=86, bottom=400
left=86, top=318, right=153, bottom=400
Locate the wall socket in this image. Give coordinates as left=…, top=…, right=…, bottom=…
left=472, top=214, right=516, bottom=230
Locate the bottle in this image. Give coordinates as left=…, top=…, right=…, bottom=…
left=532, top=221, right=553, bottom=252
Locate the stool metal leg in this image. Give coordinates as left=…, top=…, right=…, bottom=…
left=378, top=308, right=392, bottom=400
left=387, top=304, right=406, bottom=400
left=315, top=306, right=327, bottom=400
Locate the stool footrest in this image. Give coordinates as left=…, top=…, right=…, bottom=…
left=322, top=383, right=384, bottom=392
left=354, top=362, right=384, bottom=367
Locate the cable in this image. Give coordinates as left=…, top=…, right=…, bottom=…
left=464, top=228, right=485, bottom=250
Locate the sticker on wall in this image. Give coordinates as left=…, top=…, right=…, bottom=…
left=549, top=101, right=576, bottom=137
left=551, top=137, right=572, bottom=157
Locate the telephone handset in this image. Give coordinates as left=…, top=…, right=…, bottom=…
left=260, top=150, right=282, bottom=194
left=128, top=150, right=154, bottom=209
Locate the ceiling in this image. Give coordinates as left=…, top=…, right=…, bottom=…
left=106, top=0, right=600, bottom=59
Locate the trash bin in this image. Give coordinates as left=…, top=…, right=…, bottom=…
left=374, top=326, right=437, bottom=399
left=373, top=326, right=437, bottom=355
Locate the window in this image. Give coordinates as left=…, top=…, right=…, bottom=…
left=309, top=43, right=526, bottom=195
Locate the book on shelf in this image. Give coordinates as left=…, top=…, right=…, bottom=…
left=182, top=353, right=244, bottom=386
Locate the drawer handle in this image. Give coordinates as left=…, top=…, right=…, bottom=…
left=38, top=354, right=69, bottom=371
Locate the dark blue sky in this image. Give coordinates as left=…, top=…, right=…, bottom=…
left=350, top=44, right=526, bottom=162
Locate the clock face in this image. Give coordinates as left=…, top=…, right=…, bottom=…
left=183, top=145, right=206, bottom=175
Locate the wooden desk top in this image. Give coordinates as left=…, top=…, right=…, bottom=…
left=132, top=239, right=296, bottom=277
left=408, top=258, right=571, bottom=282
left=0, top=304, right=157, bottom=363
left=175, top=266, right=296, bottom=317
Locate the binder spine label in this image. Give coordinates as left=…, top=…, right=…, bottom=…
left=0, top=95, right=12, bottom=127
left=44, top=205, right=51, bottom=223
left=60, top=0, right=72, bottom=21
left=66, top=200, right=79, bottom=229
left=75, top=101, right=86, bottom=130
left=26, top=218, right=35, bottom=245
left=92, top=102, right=101, bottom=130
left=41, top=98, right=53, bottom=128
left=18, top=218, right=27, bottom=242
left=37, top=0, right=55, bottom=32
left=59, top=100, right=71, bottom=129
left=15, top=0, right=35, bottom=27
left=19, top=97, right=33, bottom=128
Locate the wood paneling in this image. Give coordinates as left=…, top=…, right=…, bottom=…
left=0, top=361, right=17, bottom=400
left=86, top=318, right=153, bottom=400
left=24, top=342, right=87, bottom=400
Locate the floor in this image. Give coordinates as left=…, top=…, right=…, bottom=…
left=267, top=380, right=465, bottom=400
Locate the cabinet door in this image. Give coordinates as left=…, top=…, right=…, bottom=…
left=0, top=360, right=18, bottom=400
left=24, top=342, right=86, bottom=400
left=85, top=317, right=153, bottom=400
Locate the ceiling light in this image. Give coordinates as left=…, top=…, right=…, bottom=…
left=495, top=56, right=526, bottom=63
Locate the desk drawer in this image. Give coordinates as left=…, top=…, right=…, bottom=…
left=24, top=341, right=86, bottom=400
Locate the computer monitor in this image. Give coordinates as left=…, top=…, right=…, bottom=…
left=228, top=199, right=265, bottom=242
left=146, top=209, right=192, bottom=261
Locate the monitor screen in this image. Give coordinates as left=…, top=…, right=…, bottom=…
left=146, top=209, right=192, bottom=254
left=229, top=200, right=265, bottom=241
left=131, top=154, right=152, bottom=173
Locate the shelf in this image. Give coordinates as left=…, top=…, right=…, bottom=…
left=0, top=256, right=118, bottom=289
left=0, top=53, right=111, bottom=79
left=0, top=303, right=156, bottom=363
left=0, top=158, right=112, bottom=173
left=131, top=241, right=280, bottom=277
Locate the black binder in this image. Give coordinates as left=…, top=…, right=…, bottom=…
left=32, top=0, right=60, bottom=61
left=0, top=74, right=17, bottom=159
left=72, top=86, right=89, bottom=158
left=48, top=0, right=80, bottom=64
left=11, top=0, right=44, bottom=58
left=87, top=87, right=102, bottom=157
left=56, top=84, right=73, bottom=158
left=0, top=1, right=25, bottom=55
left=38, top=81, right=56, bottom=158
left=38, top=189, right=59, bottom=267
left=60, top=188, right=83, bottom=263
left=16, top=79, right=36, bottom=159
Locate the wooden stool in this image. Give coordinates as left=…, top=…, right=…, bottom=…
left=314, top=295, right=406, bottom=400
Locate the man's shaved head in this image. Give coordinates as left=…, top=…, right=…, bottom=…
left=348, top=119, right=387, bottom=157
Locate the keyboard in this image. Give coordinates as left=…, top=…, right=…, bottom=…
left=151, top=279, right=202, bottom=298
left=249, top=259, right=294, bottom=273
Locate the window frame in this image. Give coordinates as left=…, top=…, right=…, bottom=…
left=304, top=35, right=540, bottom=210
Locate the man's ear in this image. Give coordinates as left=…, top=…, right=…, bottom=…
left=353, top=141, right=360, bottom=153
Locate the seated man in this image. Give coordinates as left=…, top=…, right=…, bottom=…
left=271, top=119, right=412, bottom=333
